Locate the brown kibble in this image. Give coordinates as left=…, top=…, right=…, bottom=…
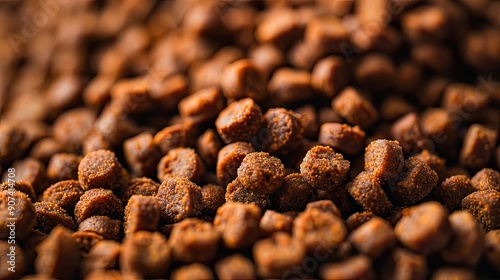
left=0, top=241, right=26, bottom=280
left=78, top=215, right=121, bottom=241
left=169, top=218, right=220, bottom=263
left=0, top=123, right=28, bottom=164
left=401, top=5, right=451, bottom=42
left=52, top=108, right=95, bottom=152
left=318, top=123, right=366, bottom=155
left=156, top=177, right=203, bottom=223
left=201, top=184, right=225, bottom=215
left=35, top=226, right=80, bottom=280
left=34, top=202, right=76, bottom=233
left=305, top=200, right=342, bottom=218
left=380, top=96, right=417, bottom=122
left=225, top=178, right=271, bottom=210
left=300, top=145, right=350, bottom=191
left=46, top=153, right=81, bottom=182
left=305, top=16, right=348, bottom=51
left=124, top=133, right=161, bottom=178
left=78, top=149, right=124, bottom=191
left=82, top=131, right=111, bottom=155
left=0, top=190, right=35, bottom=239
left=120, top=231, right=171, bottom=278
left=348, top=171, right=393, bottom=215
left=485, top=230, right=500, bottom=271
left=237, top=152, right=285, bottom=194
left=395, top=62, right=422, bottom=95
left=74, top=188, right=123, bottom=224
left=120, top=177, right=159, bottom=205
left=259, top=210, right=293, bottom=236
left=83, top=75, right=113, bottom=108
left=471, top=168, right=500, bottom=192
left=157, top=148, right=206, bottom=184
left=295, top=105, right=319, bottom=139
left=153, top=124, right=191, bottom=155
left=414, top=150, right=447, bottom=183
left=178, top=87, right=225, bottom=125
left=124, top=195, right=160, bottom=235
left=420, top=108, right=456, bottom=157
left=9, top=158, right=49, bottom=194
left=214, top=202, right=261, bottom=249
left=349, top=217, right=396, bottom=258
left=332, top=87, right=379, bottom=129
left=272, top=173, right=316, bottom=212
left=462, top=190, right=500, bottom=231
left=383, top=248, right=428, bottom=280
left=352, top=53, right=396, bottom=93
left=170, top=263, right=214, bottom=280
left=216, top=98, right=263, bottom=144
left=215, top=254, right=256, bottom=280
left=220, top=59, right=266, bottom=101
left=30, top=138, right=63, bottom=164
left=0, top=180, right=36, bottom=202
left=431, top=268, right=475, bottom=280
left=431, top=175, right=475, bottom=211
left=287, top=40, right=326, bottom=72
left=460, top=124, right=498, bottom=171
left=441, top=210, right=484, bottom=266
left=261, top=108, right=304, bottom=155
left=391, top=113, right=430, bottom=154
left=71, top=231, right=103, bottom=254
left=395, top=202, right=451, bottom=255
left=267, top=67, right=313, bottom=104
left=80, top=240, right=121, bottom=278
left=442, top=84, right=489, bottom=118
left=345, top=212, right=375, bottom=232
left=196, top=129, right=222, bottom=169
left=255, top=8, right=300, bottom=48
left=149, top=74, right=189, bottom=111
left=390, top=157, right=438, bottom=205
left=311, top=56, right=349, bottom=99
left=216, top=142, right=255, bottom=186
left=319, top=255, right=376, bottom=280
left=253, top=232, right=306, bottom=279
left=249, top=43, right=285, bottom=79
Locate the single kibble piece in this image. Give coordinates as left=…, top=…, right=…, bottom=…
left=259, top=210, right=293, bottom=237
left=169, top=218, right=220, bottom=263
left=414, top=150, right=447, bottom=183
left=460, top=124, right=498, bottom=170
left=9, top=157, right=49, bottom=194
left=153, top=124, right=191, bottom=155
left=253, top=232, right=306, bottom=279
left=431, top=175, right=475, bottom=211
left=305, top=200, right=342, bottom=218
left=120, top=231, right=171, bottom=279
left=214, top=202, right=261, bottom=249
left=293, top=208, right=347, bottom=254
left=170, top=263, right=214, bottom=280
left=34, top=202, right=76, bottom=233
left=46, top=153, right=81, bottom=182
left=201, top=184, right=226, bottom=215
left=441, top=210, right=484, bottom=266
left=391, top=113, right=430, bottom=154
left=119, top=177, right=159, bottom=205
left=267, top=68, right=313, bottom=104
left=420, top=108, right=456, bottom=157
left=52, top=108, right=95, bottom=152
left=272, top=173, right=316, bottom=212
left=261, top=108, right=304, bottom=155
left=178, top=86, right=225, bottom=124
left=42, top=180, right=83, bottom=214
left=431, top=268, right=475, bottom=280
left=124, top=133, right=161, bottom=178
left=349, top=217, right=396, bottom=258
left=71, top=231, right=103, bottom=254
left=124, top=195, right=159, bottom=235
left=389, top=157, right=438, bottom=205
left=345, top=212, right=375, bottom=232
left=364, top=139, right=404, bottom=183
left=78, top=149, right=125, bottom=191
left=0, top=123, right=28, bottom=164
left=311, top=56, right=349, bottom=99
left=196, top=129, right=222, bottom=169
left=80, top=241, right=121, bottom=278
left=395, top=202, right=451, bottom=255
left=0, top=241, right=26, bottom=280
left=471, top=168, right=500, bottom=191
left=0, top=190, right=35, bottom=239
left=255, top=7, right=299, bottom=48
left=156, top=177, right=203, bottom=223
left=348, top=171, right=393, bottom=215
left=485, top=230, right=500, bottom=271
left=82, top=131, right=111, bottom=155
left=295, top=105, right=319, bottom=139
left=215, top=254, right=256, bottom=280
left=319, top=255, right=376, bottom=280
left=300, top=145, right=350, bottom=191
left=78, top=215, right=122, bottom=241
left=383, top=249, right=428, bottom=280
left=461, top=190, right=500, bottom=231
left=216, top=98, right=262, bottom=144
left=225, top=178, right=271, bottom=209
left=331, top=87, right=379, bottom=129
left=401, top=5, right=450, bottom=42
left=157, top=148, right=206, bottom=184
left=318, top=123, right=366, bottom=155
left=237, top=152, right=285, bottom=194
left=0, top=180, right=36, bottom=202
left=74, top=188, right=123, bottom=224
left=216, top=142, right=255, bottom=186
left=220, top=59, right=266, bottom=101
left=35, top=226, right=80, bottom=280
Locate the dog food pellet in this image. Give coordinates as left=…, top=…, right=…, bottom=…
left=332, top=87, right=379, bottom=129
left=220, top=59, right=266, bottom=101
left=178, top=86, right=225, bottom=124
left=41, top=180, right=83, bottom=214
left=0, top=180, right=36, bottom=202
left=216, top=98, right=262, bottom=144
left=46, top=153, right=81, bottom=182
left=395, top=202, right=451, bottom=255
left=261, top=108, right=304, bottom=155
left=82, top=131, right=111, bottom=155
left=259, top=210, right=293, bottom=237
left=196, top=129, right=222, bottom=169
left=71, top=231, right=103, bottom=254
left=153, top=124, right=191, bottom=155
left=390, top=157, right=438, bottom=205
left=305, top=200, right=342, bottom=218
left=74, top=188, right=123, bottom=224
left=157, top=147, right=206, bottom=184
left=382, top=248, right=428, bottom=280
left=441, top=210, right=484, bottom=266
left=34, top=226, right=80, bottom=280
left=215, top=254, right=256, bottom=280
left=9, top=158, right=49, bottom=194
left=345, top=212, right=375, bottom=232
left=391, top=113, right=430, bottom=154
left=272, top=173, right=316, bottom=212
left=253, top=232, right=306, bottom=279
left=300, top=145, right=350, bottom=191
left=348, top=171, right=393, bottom=215
left=200, top=184, right=225, bottom=216
left=461, top=190, right=500, bottom=231
left=318, top=123, right=365, bottom=155
left=216, top=142, right=255, bottom=185
left=471, top=168, right=500, bottom=191
left=319, top=255, right=376, bottom=280
left=295, top=105, right=319, bottom=139
left=237, top=152, right=285, bottom=194
left=124, top=132, right=161, bottom=178
left=349, top=217, right=396, bottom=258
left=255, top=7, right=299, bottom=48
left=169, top=218, right=220, bottom=263
left=460, top=124, right=498, bottom=170
left=124, top=195, right=159, bottom=235
left=80, top=240, right=121, bottom=278
left=156, top=177, right=203, bottom=223
left=311, top=56, right=349, bottom=99
left=0, top=123, right=28, bottom=164
left=225, top=178, right=271, bottom=209
left=364, top=139, right=404, bottom=183
left=120, top=231, right=171, bottom=278
left=414, top=150, right=447, bottom=183
left=78, top=149, right=124, bottom=191
left=0, top=190, right=35, bottom=239
left=267, top=68, right=313, bottom=104
left=120, top=177, right=159, bottom=204
left=214, top=202, right=261, bottom=249
left=431, top=268, right=475, bottom=280
left=353, top=53, right=396, bottom=93
left=34, top=202, right=76, bottom=233
left=78, top=215, right=122, bottom=241
left=0, top=241, right=26, bottom=280
left=52, top=108, right=95, bottom=152
left=170, top=263, right=214, bottom=280
left=485, top=230, right=500, bottom=271
left=431, top=175, right=475, bottom=211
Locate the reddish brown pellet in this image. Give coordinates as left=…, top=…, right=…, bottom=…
left=0, top=123, right=28, bottom=164
left=220, top=59, right=267, bottom=101
left=382, top=248, right=428, bottom=280
left=78, top=149, right=125, bottom=191
left=349, top=217, right=396, bottom=258
left=319, top=255, right=376, bottom=280
left=391, top=113, right=431, bottom=154
left=156, top=177, right=203, bottom=223
left=0, top=180, right=36, bottom=202
left=9, top=158, right=49, bottom=194
left=272, top=173, right=316, bottom=212
left=460, top=124, right=498, bottom=170
left=305, top=200, right=342, bottom=218
left=267, top=67, right=313, bottom=104
left=178, top=87, right=225, bottom=125
left=213, top=202, right=261, bottom=249
left=471, top=168, right=500, bottom=191
left=74, top=188, right=123, bottom=224
left=170, top=263, right=214, bottom=280
left=431, top=268, right=475, bottom=280
left=431, top=175, right=475, bottom=211
left=311, top=56, right=349, bottom=99
left=381, top=96, right=417, bottom=122
left=215, top=254, right=256, bottom=280
left=153, top=124, right=192, bottom=155
left=78, top=215, right=121, bottom=241
left=169, top=218, right=220, bottom=263
left=332, top=87, right=379, bottom=129
left=353, top=53, right=396, bottom=93
left=215, top=98, right=263, bottom=144
left=255, top=7, right=300, bottom=49
left=249, top=43, right=285, bottom=79
left=157, top=148, right=206, bottom=184
left=237, top=152, right=285, bottom=194
left=412, top=42, right=453, bottom=73
left=30, top=138, right=64, bottom=164
left=414, top=150, right=447, bottom=183
left=259, top=210, right=293, bottom=237
left=196, top=129, right=222, bottom=169
left=119, top=177, right=159, bottom=205
left=82, top=131, right=111, bottom=156
left=52, top=108, right=96, bottom=152
left=348, top=171, right=393, bottom=215
left=80, top=240, right=121, bottom=278
left=442, top=84, right=489, bottom=119
left=345, top=211, right=375, bottom=232
left=200, top=184, right=225, bottom=216
left=124, top=132, right=161, bottom=178
left=225, top=178, right=271, bottom=210
left=401, top=5, right=451, bottom=43
left=318, top=123, right=366, bottom=155
left=216, top=142, right=256, bottom=186
left=461, top=190, right=500, bottom=231
left=46, top=153, right=81, bottom=182
left=295, top=105, right=319, bottom=139
left=34, top=202, right=76, bottom=233
left=420, top=107, right=457, bottom=157
left=261, top=108, right=304, bottom=155
left=300, top=145, right=350, bottom=191
left=0, top=190, right=35, bottom=239
left=124, top=195, right=159, bottom=235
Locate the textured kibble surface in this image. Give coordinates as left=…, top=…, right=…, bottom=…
left=3, top=1, right=500, bottom=279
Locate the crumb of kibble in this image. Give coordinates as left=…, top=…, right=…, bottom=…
left=305, top=200, right=342, bottom=218
left=216, top=98, right=263, bottom=143
left=364, top=139, right=404, bottom=184
left=300, top=145, right=350, bottom=191
left=461, top=190, right=500, bottom=231
left=237, top=152, right=285, bottom=194
left=348, top=171, right=393, bottom=215
left=74, top=188, right=124, bottom=224
left=156, top=177, right=203, bottom=223
left=123, top=132, right=161, bottom=178
left=78, top=149, right=125, bottom=191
